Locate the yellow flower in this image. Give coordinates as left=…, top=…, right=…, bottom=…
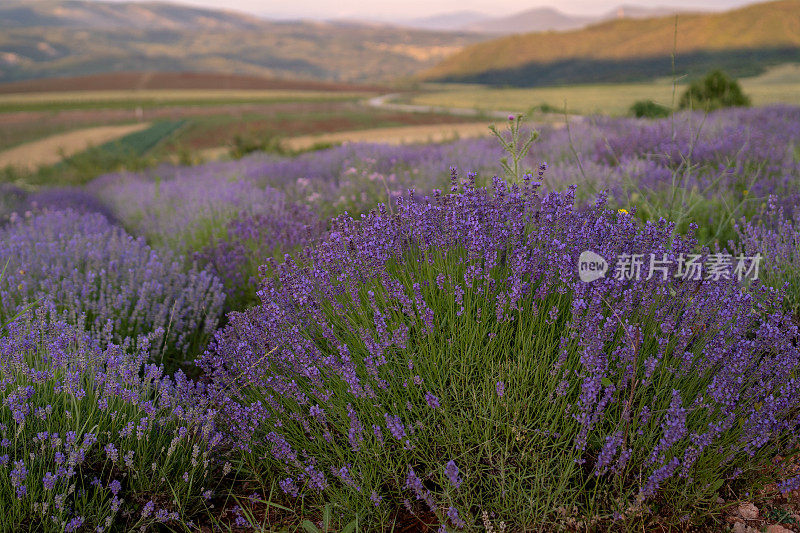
left=618, top=208, right=628, bottom=215
left=743, top=189, right=749, bottom=195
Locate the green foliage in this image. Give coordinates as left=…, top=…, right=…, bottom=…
left=678, top=70, right=751, bottom=112
left=630, top=99, right=672, bottom=119
left=528, top=102, right=564, bottom=115
left=489, top=114, right=539, bottom=184
left=229, top=133, right=285, bottom=159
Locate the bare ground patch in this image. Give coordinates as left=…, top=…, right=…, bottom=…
left=281, top=121, right=496, bottom=151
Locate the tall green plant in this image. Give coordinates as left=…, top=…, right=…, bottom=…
left=489, top=114, right=539, bottom=184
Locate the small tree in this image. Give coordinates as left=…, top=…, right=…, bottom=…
left=678, top=69, right=751, bottom=112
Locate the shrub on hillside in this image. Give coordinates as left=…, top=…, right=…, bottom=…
left=201, top=176, right=800, bottom=529
left=630, top=99, right=672, bottom=119
left=678, top=70, right=751, bottom=112
left=0, top=210, right=225, bottom=367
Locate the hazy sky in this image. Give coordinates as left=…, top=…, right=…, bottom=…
left=97, top=0, right=757, bottom=20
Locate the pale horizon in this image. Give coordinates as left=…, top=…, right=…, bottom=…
left=91, top=0, right=759, bottom=21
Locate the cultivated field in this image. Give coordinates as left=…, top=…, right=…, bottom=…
left=0, top=72, right=385, bottom=94
left=409, top=65, right=800, bottom=115
left=3, top=58, right=800, bottom=533
left=0, top=123, right=151, bottom=170
left=3, top=104, right=800, bottom=531
left=0, top=89, right=369, bottom=113
left=0, top=75, right=483, bottom=184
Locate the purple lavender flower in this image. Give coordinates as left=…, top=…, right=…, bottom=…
left=104, top=443, right=118, bottom=462
left=447, top=506, right=467, bottom=529
left=279, top=477, right=300, bottom=497
left=384, top=414, right=407, bottom=441
left=42, top=471, right=57, bottom=490
left=191, top=116, right=800, bottom=526
left=65, top=516, right=84, bottom=532
left=424, top=391, right=440, bottom=409
left=445, top=460, right=462, bottom=488
left=10, top=460, right=27, bottom=499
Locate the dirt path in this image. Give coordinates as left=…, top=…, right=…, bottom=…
left=0, top=123, right=150, bottom=170
left=282, top=121, right=497, bottom=151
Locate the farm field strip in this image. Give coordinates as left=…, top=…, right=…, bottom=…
left=0, top=89, right=372, bottom=104
left=0, top=89, right=369, bottom=112
left=0, top=101, right=361, bottom=152
left=282, top=120, right=567, bottom=150
left=194, top=121, right=500, bottom=160
left=0, top=122, right=151, bottom=170
left=408, top=80, right=800, bottom=116
left=270, top=122, right=496, bottom=150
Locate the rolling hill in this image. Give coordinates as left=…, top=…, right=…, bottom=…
left=406, top=11, right=491, bottom=31
left=421, top=0, right=800, bottom=86
left=460, top=7, right=595, bottom=34
left=0, top=1, right=486, bottom=84
left=0, top=0, right=266, bottom=31
left=457, top=5, right=684, bottom=34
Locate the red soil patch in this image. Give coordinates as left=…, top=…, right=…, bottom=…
left=0, top=71, right=385, bottom=95
left=0, top=101, right=353, bottom=128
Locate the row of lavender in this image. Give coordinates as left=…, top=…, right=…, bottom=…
left=1, top=105, right=800, bottom=530
left=3, top=106, right=800, bottom=313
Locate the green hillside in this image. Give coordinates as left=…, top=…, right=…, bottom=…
left=421, top=0, right=800, bottom=86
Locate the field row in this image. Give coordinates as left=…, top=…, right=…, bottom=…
left=406, top=64, right=800, bottom=115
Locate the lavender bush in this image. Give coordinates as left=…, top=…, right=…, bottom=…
left=0, top=184, right=27, bottom=225
left=736, top=198, right=800, bottom=317
left=195, top=205, right=322, bottom=310
left=0, top=186, right=117, bottom=225
left=90, top=171, right=311, bottom=257
left=91, top=106, right=800, bottom=255
left=0, top=307, right=224, bottom=531
left=583, top=106, right=800, bottom=242
left=201, top=176, right=800, bottom=529
left=0, top=210, right=225, bottom=367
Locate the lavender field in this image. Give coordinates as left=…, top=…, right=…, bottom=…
left=2, top=105, right=800, bottom=531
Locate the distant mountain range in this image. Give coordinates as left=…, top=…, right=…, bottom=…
left=407, top=11, right=491, bottom=31
left=421, top=0, right=800, bottom=86
left=405, top=5, right=686, bottom=34
left=0, top=0, right=486, bottom=84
